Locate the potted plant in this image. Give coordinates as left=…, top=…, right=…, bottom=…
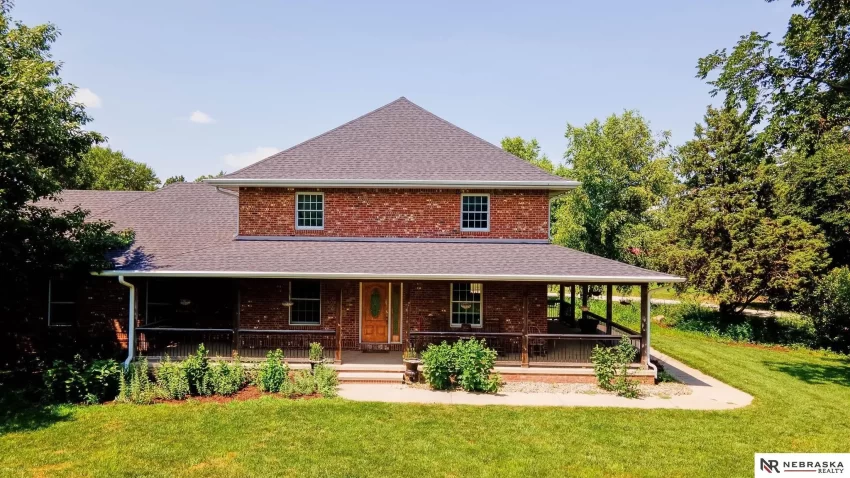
left=402, top=347, right=421, bottom=383
left=308, top=342, right=324, bottom=372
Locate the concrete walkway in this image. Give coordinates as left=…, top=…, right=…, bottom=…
left=338, top=350, right=753, bottom=410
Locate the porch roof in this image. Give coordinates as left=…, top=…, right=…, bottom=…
left=99, top=239, right=683, bottom=283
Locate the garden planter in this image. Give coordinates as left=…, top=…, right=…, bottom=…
left=403, top=359, right=421, bottom=383
left=309, top=360, right=323, bottom=372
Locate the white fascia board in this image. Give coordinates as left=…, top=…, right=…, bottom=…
left=95, top=270, right=685, bottom=283
left=204, top=178, right=580, bottom=190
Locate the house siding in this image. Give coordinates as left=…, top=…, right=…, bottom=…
left=237, top=188, right=550, bottom=239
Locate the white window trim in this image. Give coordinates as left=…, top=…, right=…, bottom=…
left=460, top=193, right=490, bottom=232
left=48, top=279, right=75, bottom=327
left=295, top=191, right=325, bottom=231
left=289, top=280, right=322, bottom=326
left=449, top=282, right=484, bottom=328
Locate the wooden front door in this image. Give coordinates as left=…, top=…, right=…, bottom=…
left=361, top=282, right=389, bottom=343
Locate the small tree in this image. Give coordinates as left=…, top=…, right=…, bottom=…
left=69, top=146, right=160, bottom=191
left=803, top=267, right=850, bottom=353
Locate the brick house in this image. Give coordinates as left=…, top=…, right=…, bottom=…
left=27, top=98, right=681, bottom=380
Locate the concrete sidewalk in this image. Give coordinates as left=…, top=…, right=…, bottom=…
left=338, top=350, right=753, bottom=410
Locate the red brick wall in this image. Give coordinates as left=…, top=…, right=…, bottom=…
left=238, top=188, right=550, bottom=239
left=404, top=281, right=547, bottom=334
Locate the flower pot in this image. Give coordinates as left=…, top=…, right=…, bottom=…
left=309, top=360, right=323, bottom=372
left=403, top=358, right=421, bottom=383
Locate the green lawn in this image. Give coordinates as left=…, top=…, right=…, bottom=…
left=2, top=316, right=849, bottom=477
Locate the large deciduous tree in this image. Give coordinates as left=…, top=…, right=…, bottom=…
left=69, top=146, right=160, bottom=191
left=500, top=137, right=555, bottom=173
left=552, top=111, right=676, bottom=267
left=0, top=4, right=132, bottom=365
left=656, top=107, right=829, bottom=315
left=699, top=0, right=850, bottom=267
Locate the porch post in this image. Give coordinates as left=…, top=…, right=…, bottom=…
left=606, top=284, right=613, bottom=334
left=580, top=284, right=589, bottom=319
left=558, top=284, right=565, bottom=321
left=570, top=285, right=576, bottom=320
left=521, top=293, right=529, bottom=368
left=335, top=287, right=343, bottom=364
left=639, top=283, right=649, bottom=367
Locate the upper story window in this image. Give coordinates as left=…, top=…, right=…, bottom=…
left=450, top=282, right=483, bottom=327
left=461, top=194, right=489, bottom=231
left=290, top=280, right=321, bottom=325
left=296, top=192, right=324, bottom=230
left=48, top=279, right=76, bottom=327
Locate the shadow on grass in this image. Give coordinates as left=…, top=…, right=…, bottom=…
left=0, top=389, right=71, bottom=435
left=763, top=358, right=850, bottom=387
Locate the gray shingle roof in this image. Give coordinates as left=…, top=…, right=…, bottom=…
left=36, top=190, right=151, bottom=215
left=215, top=97, right=576, bottom=186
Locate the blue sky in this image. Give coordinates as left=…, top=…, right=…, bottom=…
left=15, top=0, right=795, bottom=181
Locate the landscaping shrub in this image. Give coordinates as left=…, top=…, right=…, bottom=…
left=292, top=369, right=316, bottom=396
left=420, top=339, right=501, bottom=393
left=210, top=357, right=246, bottom=396
left=255, top=349, right=289, bottom=393
left=591, top=336, right=640, bottom=398
left=420, top=341, right=455, bottom=390
left=43, top=355, right=121, bottom=404
left=117, top=358, right=157, bottom=405
left=804, top=266, right=850, bottom=353
left=183, top=344, right=214, bottom=396
left=453, top=339, right=498, bottom=393
left=313, top=364, right=339, bottom=398
left=154, top=356, right=190, bottom=400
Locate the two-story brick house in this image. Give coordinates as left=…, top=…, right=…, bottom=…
left=22, top=98, right=681, bottom=380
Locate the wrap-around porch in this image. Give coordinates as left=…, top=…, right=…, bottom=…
left=130, top=279, right=651, bottom=368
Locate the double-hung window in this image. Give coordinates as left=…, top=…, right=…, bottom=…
left=461, top=194, right=489, bottom=231
left=296, top=192, right=324, bottom=230
left=48, top=279, right=76, bottom=327
left=290, top=280, right=321, bottom=325
left=450, top=282, right=483, bottom=327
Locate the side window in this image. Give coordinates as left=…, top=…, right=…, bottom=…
left=48, top=279, right=77, bottom=327
left=290, top=280, right=321, bottom=325
left=450, top=282, right=483, bottom=327
left=296, top=192, right=324, bottom=230
left=461, top=194, right=489, bottom=231
left=146, top=279, right=175, bottom=325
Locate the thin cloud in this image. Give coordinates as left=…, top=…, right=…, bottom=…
left=223, top=147, right=280, bottom=168
left=190, top=111, right=215, bottom=124
left=73, top=88, right=102, bottom=108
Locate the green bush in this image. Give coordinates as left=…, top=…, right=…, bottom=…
left=420, top=341, right=455, bottom=390
left=313, top=364, right=339, bottom=398
left=255, top=349, right=289, bottom=393
left=453, top=339, right=498, bottom=393
left=154, top=356, right=190, bottom=400
left=805, top=266, right=850, bottom=353
left=210, top=357, right=246, bottom=396
left=591, top=336, right=640, bottom=398
left=420, top=339, right=501, bottom=393
left=292, top=370, right=316, bottom=396
left=308, top=342, right=324, bottom=362
left=117, top=358, right=157, bottom=405
left=183, top=344, right=214, bottom=396
left=43, top=355, right=121, bottom=404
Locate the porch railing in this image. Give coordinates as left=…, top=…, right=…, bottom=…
left=526, top=333, right=642, bottom=365
left=135, top=327, right=337, bottom=361
left=136, top=327, right=235, bottom=359
left=407, top=331, right=523, bottom=365
left=237, top=330, right=336, bottom=361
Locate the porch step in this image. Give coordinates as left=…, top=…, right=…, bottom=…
left=337, top=372, right=404, bottom=384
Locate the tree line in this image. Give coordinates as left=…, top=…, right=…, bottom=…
left=503, top=0, right=850, bottom=352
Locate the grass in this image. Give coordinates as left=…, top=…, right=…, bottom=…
left=1, top=310, right=849, bottom=477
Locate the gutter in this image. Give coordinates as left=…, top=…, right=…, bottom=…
left=117, top=276, right=135, bottom=367
left=204, top=178, right=580, bottom=190
left=95, top=270, right=685, bottom=283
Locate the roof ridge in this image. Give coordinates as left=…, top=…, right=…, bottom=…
left=222, top=97, right=412, bottom=178
left=400, top=100, right=569, bottom=181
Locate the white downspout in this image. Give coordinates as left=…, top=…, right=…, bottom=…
left=118, top=276, right=135, bottom=367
